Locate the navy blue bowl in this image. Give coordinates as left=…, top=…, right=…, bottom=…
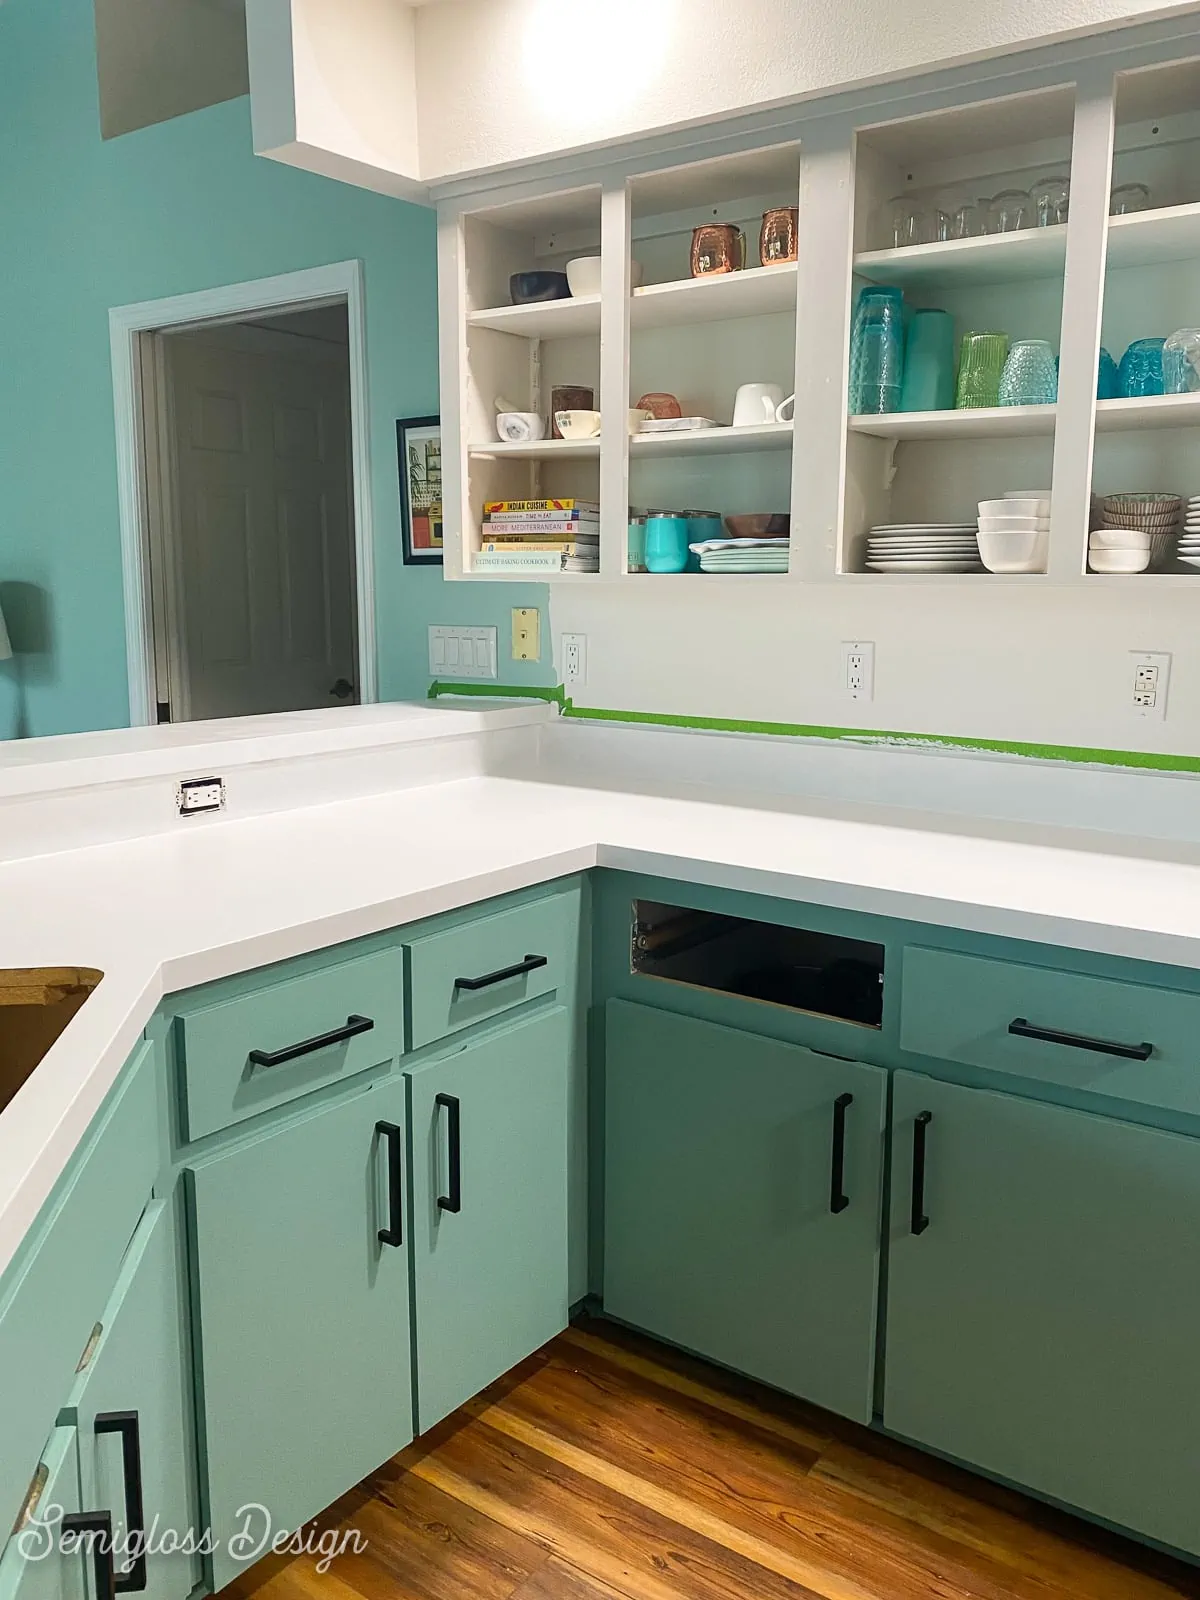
left=510, top=271, right=571, bottom=305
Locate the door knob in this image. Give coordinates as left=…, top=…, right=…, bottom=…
left=330, top=678, right=355, bottom=699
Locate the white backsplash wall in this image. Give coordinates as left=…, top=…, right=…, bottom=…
left=548, top=581, right=1200, bottom=761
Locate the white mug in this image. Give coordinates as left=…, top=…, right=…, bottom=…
left=775, top=393, right=795, bottom=423
left=555, top=409, right=602, bottom=439
left=732, top=382, right=784, bottom=426
left=496, top=411, right=545, bottom=443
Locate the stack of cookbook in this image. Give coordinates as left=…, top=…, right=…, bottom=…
left=473, top=499, right=599, bottom=573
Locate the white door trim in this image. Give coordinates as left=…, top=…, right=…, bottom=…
left=109, top=260, right=377, bottom=726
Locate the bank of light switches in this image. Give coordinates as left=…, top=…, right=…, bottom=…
left=428, top=625, right=498, bottom=680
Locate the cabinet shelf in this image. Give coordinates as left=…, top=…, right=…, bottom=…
left=631, top=421, right=793, bottom=456
left=467, top=295, right=600, bottom=338
left=630, top=263, right=797, bottom=329
left=854, top=226, right=1068, bottom=288
left=1095, top=393, right=1200, bottom=432
left=849, top=405, right=1056, bottom=440
left=469, top=436, right=600, bottom=461
left=1106, top=202, right=1200, bottom=271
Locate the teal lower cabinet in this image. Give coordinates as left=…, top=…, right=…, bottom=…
left=409, top=1006, right=570, bottom=1432
left=885, top=1070, right=1200, bottom=1557
left=0, top=1426, right=84, bottom=1600
left=186, top=1079, right=414, bottom=1591
left=603, top=1000, right=887, bottom=1423
left=70, top=1199, right=196, bottom=1600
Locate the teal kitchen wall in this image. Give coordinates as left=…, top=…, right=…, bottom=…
left=0, top=0, right=552, bottom=740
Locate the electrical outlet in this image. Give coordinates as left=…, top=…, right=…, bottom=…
left=1130, top=650, right=1171, bottom=720
left=841, top=641, right=875, bottom=702
left=562, top=633, right=587, bottom=689
left=511, top=608, right=540, bottom=661
left=177, top=776, right=225, bottom=816
left=427, top=625, right=497, bottom=680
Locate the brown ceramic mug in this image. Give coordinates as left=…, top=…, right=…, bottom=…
left=690, top=224, right=745, bottom=277
left=759, top=207, right=799, bottom=264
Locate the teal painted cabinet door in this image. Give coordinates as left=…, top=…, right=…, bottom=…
left=72, top=1200, right=196, bottom=1600
left=886, top=1071, right=1200, bottom=1557
left=188, top=1080, right=413, bottom=1590
left=409, top=1007, right=569, bottom=1432
left=0, top=1427, right=84, bottom=1600
left=603, top=1000, right=887, bottom=1423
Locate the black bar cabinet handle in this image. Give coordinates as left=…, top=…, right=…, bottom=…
left=375, top=1121, right=404, bottom=1247
left=436, top=1093, right=461, bottom=1213
left=62, top=1511, right=116, bottom=1600
left=1008, top=1016, right=1152, bottom=1062
left=830, top=1092, right=854, bottom=1214
left=453, top=954, right=547, bottom=992
left=248, top=1014, right=374, bottom=1069
left=94, top=1412, right=146, bottom=1593
left=911, top=1111, right=932, bottom=1236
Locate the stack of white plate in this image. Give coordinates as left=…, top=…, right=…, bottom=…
left=1179, top=495, right=1200, bottom=568
left=865, top=524, right=982, bottom=573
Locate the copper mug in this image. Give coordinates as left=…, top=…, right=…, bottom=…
left=759, top=206, right=799, bottom=265
left=690, top=223, right=745, bottom=277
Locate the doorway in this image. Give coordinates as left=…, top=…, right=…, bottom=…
left=110, top=263, right=377, bottom=726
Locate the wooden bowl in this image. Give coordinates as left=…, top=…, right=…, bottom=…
left=723, top=513, right=791, bottom=539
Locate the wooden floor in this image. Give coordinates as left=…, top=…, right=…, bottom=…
left=228, top=1318, right=1200, bottom=1600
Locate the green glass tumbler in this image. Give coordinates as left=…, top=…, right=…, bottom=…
left=955, top=331, right=1010, bottom=409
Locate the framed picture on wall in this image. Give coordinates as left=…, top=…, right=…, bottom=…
left=397, top=415, right=443, bottom=564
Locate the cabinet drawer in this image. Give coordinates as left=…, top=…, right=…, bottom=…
left=176, top=948, right=405, bottom=1142
left=406, top=895, right=572, bottom=1050
left=0, top=1041, right=158, bottom=1538
left=900, top=946, right=1200, bottom=1116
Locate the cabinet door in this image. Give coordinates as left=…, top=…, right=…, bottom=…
left=886, top=1071, right=1200, bottom=1557
left=0, top=1427, right=84, bottom=1600
left=409, top=1007, right=569, bottom=1431
left=604, top=1001, right=887, bottom=1423
left=188, top=1080, right=413, bottom=1590
left=74, top=1200, right=196, bottom=1600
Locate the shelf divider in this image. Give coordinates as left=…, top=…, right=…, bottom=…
left=599, top=179, right=633, bottom=580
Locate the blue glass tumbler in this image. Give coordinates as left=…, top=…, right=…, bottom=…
left=849, top=286, right=905, bottom=414
left=1097, top=346, right=1119, bottom=400
left=1118, top=337, right=1166, bottom=398
left=900, top=308, right=955, bottom=412
left=644, top=515, right=691, bottom=573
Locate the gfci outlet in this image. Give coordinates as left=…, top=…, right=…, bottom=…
left=177, top=776, right=225, bottom=816
left=562, top=633, right=587, bottom=689
left=1131, top=650, right=1171, bottom=721
left=841, top=641, right=875, bottom=702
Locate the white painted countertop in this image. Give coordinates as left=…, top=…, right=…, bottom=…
left=4, top=701, right=1200, bottom=1278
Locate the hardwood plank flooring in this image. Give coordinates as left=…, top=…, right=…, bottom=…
left=225, top=1318, right=1200, bottom=1600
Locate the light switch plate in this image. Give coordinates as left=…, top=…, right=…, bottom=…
left=428, top=625, right=498, bottom=680
left=511, top=608, right=541, bottom=661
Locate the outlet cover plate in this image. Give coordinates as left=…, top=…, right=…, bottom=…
left=511, top=608, right=540, bottom=661
left=841, top=640, right=875, bottom=702
left=1131, top=650, right=1170, bottom=720
left=562, top=633, right=587, bottom=689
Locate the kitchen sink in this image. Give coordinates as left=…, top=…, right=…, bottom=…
left=0, top=969, right=103, bottom=1114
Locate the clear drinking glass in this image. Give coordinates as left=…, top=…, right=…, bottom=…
left=1030, top=174, right=1070, bottom=227
left=884, top=194, right=928, bottom=248
left=849, top=286, right=906, bottom=413
left=998, top=339, right=1058, bottom=406
left=988, top=189, right=1031, bottom=232
left=1162, top=329, right=1200, bottom=394
left=955, top=331, right=1010, bottom=408
left=946, top=196, right=985, bottom=239
left=1110, top=182, right=1151, bottom=215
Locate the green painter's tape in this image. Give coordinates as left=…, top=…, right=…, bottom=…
left=426, top=680, right=1200, bottom=776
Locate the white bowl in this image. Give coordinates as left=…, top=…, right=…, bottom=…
left=977, top=528, right=1048, bottom=573
left=1004, top=489, right=1051, bottom=501
left=565, top=256, right=643, bottom=296
left=496, top=410, right=545, bottom=442
left=978, top=516, right=1050, bottom=534
left=1090, top=525, right=1150, bottom=551
left=979, top=497, right=1049, bottom=518
left=1089, top=546, right=1150, bottom=573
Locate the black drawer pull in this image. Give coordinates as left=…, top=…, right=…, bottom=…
left=1008, top=1017, right=1152, bottom=1062
left=95, top=1412, right=146, bottom=1592
left=911, top=1111, right=932, bottom=1236
left=454, top=954, right=547, bottom=992
left=375, top=1121, right=404, bottom=1247
left=62, top=1511, right=116, bottom=1600
left=436, top=1093, right=461, bottom=1213
left=248, top=1014, right=374, bottom=1068
left=830, top=1092, right=853, bottom=1214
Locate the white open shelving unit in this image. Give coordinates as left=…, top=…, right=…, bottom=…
left=436, top=45, right=1200, bottom=585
